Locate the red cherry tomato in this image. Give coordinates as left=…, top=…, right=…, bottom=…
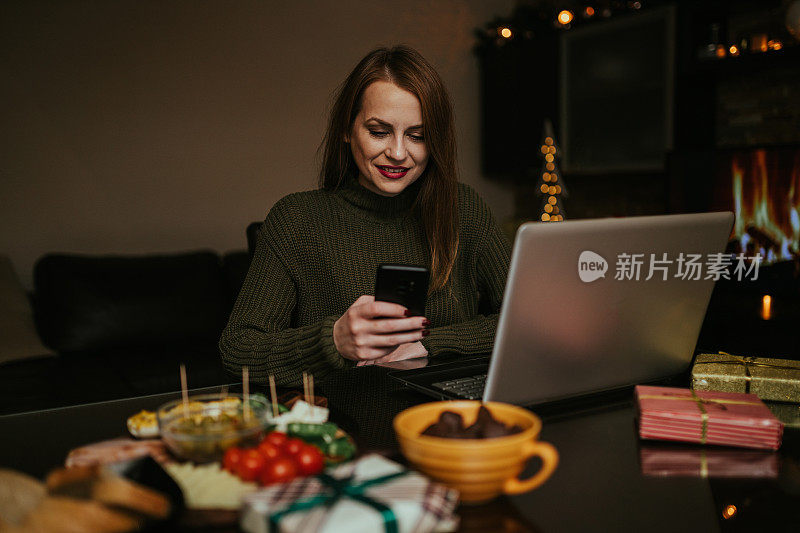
left=222, top=447, right=243, bottom=473
left=294, top=444, right=325, bottom=476
left=257, top=440, right=283, bottom=462
left=237, top=448, right=267, bottom=482
left=259, top=457, right=299, bottom=486
left=264, top=431, right=289, bottom=449
left=283, top=437, right=305, bottom=457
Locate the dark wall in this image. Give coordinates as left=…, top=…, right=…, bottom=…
left=478, top=0, right=800, bottom=221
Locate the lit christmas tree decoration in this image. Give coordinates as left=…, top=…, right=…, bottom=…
left=535, top=119, right=568, bottom=222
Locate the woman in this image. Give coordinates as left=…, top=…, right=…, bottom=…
left=219, top=46, right=510, bottom=386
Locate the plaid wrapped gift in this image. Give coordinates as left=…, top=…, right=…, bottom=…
left=240, top=454, right=459, bottom=533
left=692, top=352, right=800, bottom=402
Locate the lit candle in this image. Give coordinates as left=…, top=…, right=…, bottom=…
left=761, top=295, right=772, bottom=320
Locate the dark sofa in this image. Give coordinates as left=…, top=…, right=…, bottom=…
left=0, top=249, right=251, bottom=415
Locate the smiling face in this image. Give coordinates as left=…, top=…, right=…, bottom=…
left=347, top=81, right=429, bottom=197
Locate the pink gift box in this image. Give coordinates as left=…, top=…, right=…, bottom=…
left=635, top=385, right=784, bottom=450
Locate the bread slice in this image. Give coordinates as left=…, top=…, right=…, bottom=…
left=3, top=463, right=170, bottom=532
left=46, top=466, right=170, bottom=520
left=0, top=469, right=46, bottom=526
left=22, top=496, right=141, bottom=533
left=45, top=465, right=99, bottom=498
left=91, top=477, right=170, bottom=519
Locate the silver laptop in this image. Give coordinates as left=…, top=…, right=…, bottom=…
left=390, top=212, right=735, bottom=406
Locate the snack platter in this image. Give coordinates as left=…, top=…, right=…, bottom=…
left=1, top=370, right=357, bottom=532
left=140, top=389, right=357, bottom=520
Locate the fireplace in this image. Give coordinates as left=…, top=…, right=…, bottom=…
left=674, top=146, right=800, bottom=359
left=710, top=147, right=800, bottom=266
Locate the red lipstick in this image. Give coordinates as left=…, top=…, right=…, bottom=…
left=376, top=165, right=409, bottom=179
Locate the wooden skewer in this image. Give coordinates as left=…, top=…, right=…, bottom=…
left=242, top=366, right=250, bottom=423
left=302, top=372, right=309, bottom=404
left=179, top=364, right=189, bottom=417
left=309, top=374, right=315, bottom=407
left=268, top=375, right=278, bottom=418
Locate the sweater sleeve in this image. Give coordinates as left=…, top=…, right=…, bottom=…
left=421, top=189, right=511, bottom=357
left=219, top=204, right=351, bottom=386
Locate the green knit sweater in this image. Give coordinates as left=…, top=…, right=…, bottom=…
left=219, top=177, right=511, bottom=386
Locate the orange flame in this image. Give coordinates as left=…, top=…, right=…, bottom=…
left=730, top=149, right=800, bottom=263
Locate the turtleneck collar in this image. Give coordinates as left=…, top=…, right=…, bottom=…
left=335, top=175, right=421, bottom=218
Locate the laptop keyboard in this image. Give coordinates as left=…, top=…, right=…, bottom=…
left=432, top=374, right=487, bottom=400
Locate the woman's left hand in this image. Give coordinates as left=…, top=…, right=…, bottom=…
left=355, top=341, right=428, bottom=366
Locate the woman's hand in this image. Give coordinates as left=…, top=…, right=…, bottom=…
left=333, top=295, right=429, bottom=362
left=355, top=341, right=428, bottom=367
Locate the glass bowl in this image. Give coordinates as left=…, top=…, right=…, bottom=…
left=157, top=393, right=268, bottom=463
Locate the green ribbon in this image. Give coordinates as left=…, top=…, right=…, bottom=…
left=268, top=470, right=407, bottom=533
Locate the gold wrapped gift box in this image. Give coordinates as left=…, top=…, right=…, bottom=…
left=691, top=353, right=800, bottom=403
left=766, top=402, right=800, bottom=429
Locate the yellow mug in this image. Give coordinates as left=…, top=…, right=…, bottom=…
left=393, top=400, right=559, bottom=503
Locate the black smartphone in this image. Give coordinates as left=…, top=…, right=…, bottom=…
left=374, top=264, right=429, bottom=317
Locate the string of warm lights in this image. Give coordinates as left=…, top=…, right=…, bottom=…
left=710, top=35, right=784, bottom=60
left=694, top=2, right=800, bottom=61
left=484, top=1, right=645, bottom=43
left=481, top=0, right=798, bottom=49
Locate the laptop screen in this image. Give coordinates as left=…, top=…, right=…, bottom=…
left=484, top=212, right=734, bottom=405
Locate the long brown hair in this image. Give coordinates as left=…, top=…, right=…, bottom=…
left=318, top=45, right=459, bottom=293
